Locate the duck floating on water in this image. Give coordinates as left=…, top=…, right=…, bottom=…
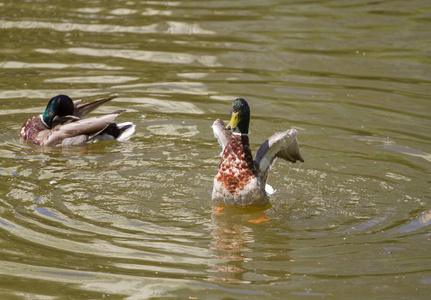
left=212, top=98, right=304, bottom=207
left=20, top=94, right=135, bottom=146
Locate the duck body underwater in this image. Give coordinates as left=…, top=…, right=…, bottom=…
left=20, top=94, right=135, bottom=146
left=212, top=98, right=304, bottom=207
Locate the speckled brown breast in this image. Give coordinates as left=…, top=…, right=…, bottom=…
left=20, top=116, right=45, bottom=145
left=215, top=134, right=258, bottom=195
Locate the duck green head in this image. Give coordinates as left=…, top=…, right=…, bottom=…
left=42, top=95, right=74, bottom=128
left=226, top=98, right=250, bottom=134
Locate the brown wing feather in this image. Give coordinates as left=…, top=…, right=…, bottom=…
left=73, top=94, right=119, bottom=118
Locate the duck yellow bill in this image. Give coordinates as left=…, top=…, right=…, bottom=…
left=226, top=111, right=239, bottom=130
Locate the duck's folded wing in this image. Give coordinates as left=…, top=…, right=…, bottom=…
left=51, top=115, right=80, bottom=128
left=41, top=110, right=125, bottom=146
left=73, top=94, right=119, bottom=118
left=212, top=119, right=232, bottom=154
left=254, top=129, right=304, bottom=183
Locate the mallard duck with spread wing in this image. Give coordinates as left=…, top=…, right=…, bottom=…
left=212, top=98, right=304, bottom=207
left=20, top=94, right=135, bottom=146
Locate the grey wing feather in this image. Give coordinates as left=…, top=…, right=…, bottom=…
left=212, top=119, right=232, bottom=155
left=51, top=115, right=80, bottom=128
left=41, top=110, right=124, bottom=146
left=73, top=99, right=82, bottom=107
left=254, top=129, right=304, bottom=184
left=73, top=94, right=119, bottom=118
left=60, top=135, right=90, bottom=146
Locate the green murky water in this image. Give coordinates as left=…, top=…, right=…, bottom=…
left=1, top=0, right=430, bottom=298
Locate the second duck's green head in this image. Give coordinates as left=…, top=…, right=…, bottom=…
left=42, top=95, right=74, bottom=128
left=226, top=98, right=250, bottom=134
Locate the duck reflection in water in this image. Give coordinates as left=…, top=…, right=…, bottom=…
left=209, top=205, right=270, bottom=284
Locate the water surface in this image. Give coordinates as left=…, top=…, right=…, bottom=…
left=1, top=0, right=430, bottom=298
